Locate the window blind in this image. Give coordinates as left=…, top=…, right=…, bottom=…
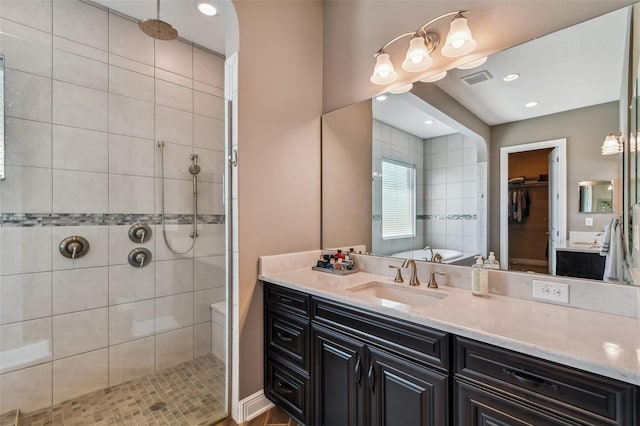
left=382, top=160, right=416, bottom=239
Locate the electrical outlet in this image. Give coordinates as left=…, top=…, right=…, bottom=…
left=585, top=217, right=593, bottom=227
left=532, top=280, right=569, bottom=304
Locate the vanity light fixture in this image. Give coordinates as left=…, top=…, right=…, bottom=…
left=456, top=56, right=487, bottom=70
left=197, top=0, right=218, bottom=16
left=525, top=101, right=538, bottom=108
left=375, top=95, right=388, bottom=101
left=388, top=83, right=413, bottom=94
left=503, top=73, right=519, bottom=82
left=420, top=71, right=447, bottom=83
left=370, top=11, right=477, bottom=85
left=601, top=133, right=623, bottom=155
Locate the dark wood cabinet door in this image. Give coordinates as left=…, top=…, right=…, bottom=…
left=368, top=346, right=449, bottom=426
left=312, top=324, right=367, bottom=426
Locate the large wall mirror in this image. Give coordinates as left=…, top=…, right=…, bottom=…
left=322, top=3, right=636, bottom=285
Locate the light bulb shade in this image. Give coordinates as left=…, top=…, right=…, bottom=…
left=401, top=37, right=433, bottom=72
left=441, top=15, right=477, bottom=57
left=370, top=52, right=398, bottom=85
left=420, top=71, right=447, bottom=82
left=601, top=134, right=623, bottom=155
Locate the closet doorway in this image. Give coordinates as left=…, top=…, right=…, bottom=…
left=500, top=139, right=567, bottom=274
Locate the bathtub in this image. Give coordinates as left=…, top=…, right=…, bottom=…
left=389, top=248, right=475, bottom=264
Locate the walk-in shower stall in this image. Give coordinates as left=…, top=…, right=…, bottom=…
left=0, top=0, right=230, bottom=424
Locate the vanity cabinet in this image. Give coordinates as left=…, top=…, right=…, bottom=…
left=555, top=249, right=606, bottom=280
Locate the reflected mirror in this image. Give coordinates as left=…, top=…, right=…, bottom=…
left=579, top=180, right=614, bottom=213
left=322, top=4, right=633, bottom=283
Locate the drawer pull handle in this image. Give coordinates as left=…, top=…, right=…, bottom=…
left=502, top=368, right=559, bottom=392
left=355, top=357, right=362, bottom=386
left=275, top=331, right=293, bottom=342
left=367, top=364, right=375, bottom=391
left=278, top=296, right=293, bottom=303
left=277, top=381, right=294, bottom=395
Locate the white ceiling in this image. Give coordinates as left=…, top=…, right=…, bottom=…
left=373, top=4, right=630, bottom=138
left=92, top=0, right=228, bottom=54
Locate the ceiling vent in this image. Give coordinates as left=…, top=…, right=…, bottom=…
left=461, top=70, right=492, bottom=86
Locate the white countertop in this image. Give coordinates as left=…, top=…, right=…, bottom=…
left=260, top=267, right=640, bottom=385
left=555, top=241, right=602, bottom=253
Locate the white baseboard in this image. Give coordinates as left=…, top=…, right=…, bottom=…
left=234, top=390, right=274, bottom=423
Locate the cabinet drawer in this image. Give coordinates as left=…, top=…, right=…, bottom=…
left=312, top=297, right=449, bottom=371
left=266, top=308, right=310, bottom=372
left=265, top=282, right=310, bottom=317
left=265, top=357, right=311, bottom=426
left=455, top=337, right=637, bottom=425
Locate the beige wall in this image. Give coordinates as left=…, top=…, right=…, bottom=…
left=234, top=1, right=323, bottom=398
left=321, top=100, right=373, bottom=250
left=490, top=102, right=620, bottom=259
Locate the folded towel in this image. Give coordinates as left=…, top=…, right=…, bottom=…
left=603, top=218, right=626, bottom=282
left=600, top=220, right=613, bottom=256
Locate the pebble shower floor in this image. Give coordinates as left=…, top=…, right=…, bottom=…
left=0, top=355, right=226, bottom=426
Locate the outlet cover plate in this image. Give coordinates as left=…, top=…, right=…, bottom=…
left=532, top=280, right=569, bottom=304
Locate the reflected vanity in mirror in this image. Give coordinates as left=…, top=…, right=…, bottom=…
left=579, top=180, right=614, bottom=213
left=322, top=4, right=636, bottom=284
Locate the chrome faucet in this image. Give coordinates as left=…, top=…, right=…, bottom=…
left=423, top=246, right=434, bottom=262
left=401, top=259, right=420, bottom=286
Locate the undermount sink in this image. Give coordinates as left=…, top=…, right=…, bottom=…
left=345, top=281, right=447, bottom=307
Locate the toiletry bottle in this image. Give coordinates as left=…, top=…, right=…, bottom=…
left=484, top=252, right=500, bottom=270
left=471, top=256, right=488, bottom=297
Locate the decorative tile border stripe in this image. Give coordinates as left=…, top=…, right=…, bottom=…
left=373, top=214, right=477, bottom=221
left=0, top=213, right=226, bottom=227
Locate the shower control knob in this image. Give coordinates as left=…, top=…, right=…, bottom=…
left=128, top=248, right=152, bottom=268
left=129, top=224, right=152, bottom=243
left=59, top=236, right=89, bottom=259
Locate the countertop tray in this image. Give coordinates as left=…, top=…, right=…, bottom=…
left=311, top=266, right=359, bottom=276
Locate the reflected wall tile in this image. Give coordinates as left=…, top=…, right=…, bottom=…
left=53, top=81, right=108, bottom=132
left=156, top=327, right=193, bottom=370
left=155, top=259, right=194, bottom=297
left=53, top=49, right=108, bottom=91
left=155, top=293, right=193, bottom=333
left=196, top=182, right=224, bottom=215
left=108, top=13, right=154, bottom=65
left=109, top=94, right=154, bottom=139
left=109, top=264, right=155, bottom=305
left=0, top=0, right=52, bottom=32
left=155, top=39, right=192, bottom=78
left=52, top=308, right=108, bottom=359
left=156, top=68, right=192, bottom=88
left=109, top=174, right=155, bottom=214
left=194, top=92, right=224, bottom=120
left=109, top=300, right=155, bottom=345
left=194, top=255, right=225, bottom=290
left=52, top=35, right=107, bottom=63
left=154, top=224, right=194, bottom=261
left=109, top=53, right=154, bottom=76
left=194, top=148, right=224, bottom=183
left=52, top=0, right=108, bottom=51
left=0, top=272, right=51, bottom=324
left=0, top=19, right=52, bottom=77
left=108, top=225, right=155, bottom=266
left=52, top=226, right=109, bottom=271
left=194, top=115, right=224, bottom=151
left=154, top=178, right=193, bottom=215
left=194, top=224, right=225, bottom=257
left=109, top=134, right=155, bottom=177
left=53, top=267, right=108, bottom=315
left=194, top=81, right=223, bottom=97
left=194, top=289, right=219, bottom=324
left=5, top=118, right=52, bottom=168
left=155, top=104, right=193, bottom=146
left=193, top=47, right=224, bottom=88
left=5, top=69, right=52, bottom=122
left=52, top=125, right=108, bottom=173
left=0, top=362, right=52, bottom=414
left=194, top=321, right=212, bottom=357
left=154, top=142, right=193, bottom=180
left=109, top=65, right=154, bottom=103
left=156, top=78, right=193, bottom=112
left=108, top=336, right=155, bottom=386
left=52, top=170, right=108, bottom=214
left=0, top=317, right=52, bottom=374
left=0, top=227, right=52, bottom=275
left=0, top=166, right=52, bottom=213
left=53, top=349, right=108, bottom=404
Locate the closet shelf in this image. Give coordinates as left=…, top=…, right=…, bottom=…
left=508, top=181, right=548, bottom=188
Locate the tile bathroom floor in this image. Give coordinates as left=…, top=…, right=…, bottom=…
left=15, top=354, right=226, bottom=426
left=212, top=407, right=297, bottom=426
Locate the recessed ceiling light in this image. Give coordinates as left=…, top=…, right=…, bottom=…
left=525, top=101, right=539, bottom=108
left=424, top=120, right=434, bottom=125
left=375, top=95, right=388, bottom=101
left=197, top=0, right=218, bottom=16
left=503, top=73, right=519, bottom=82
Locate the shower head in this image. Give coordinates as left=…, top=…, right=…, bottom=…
left=189, top=154, right=201, bottom=175
left=139, top=0, right=178, bottom=41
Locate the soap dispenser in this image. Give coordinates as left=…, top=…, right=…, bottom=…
left=471, top=256, right=488, bottom=297
left=484, top=252, right=500, bottom=270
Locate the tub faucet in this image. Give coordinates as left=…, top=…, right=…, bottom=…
left=423, top=246, right=434, bottom=262
left=431, top=252, right=443, bottom=263
left=401, top=259, right=420, bottom=286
